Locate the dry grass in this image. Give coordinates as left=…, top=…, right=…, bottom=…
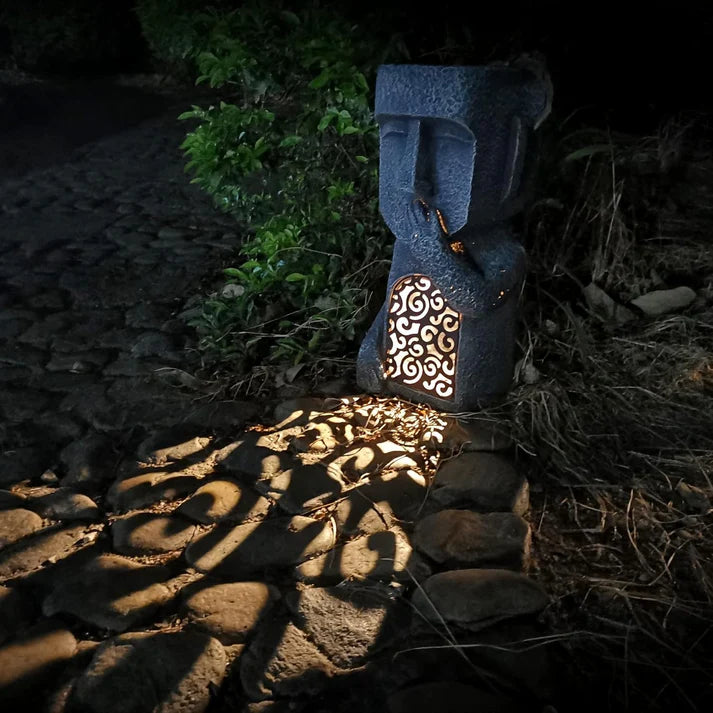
left=481, top=117, right=713, bottom=712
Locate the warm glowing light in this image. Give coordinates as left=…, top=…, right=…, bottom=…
left=384, top=274, right=461, bottom=400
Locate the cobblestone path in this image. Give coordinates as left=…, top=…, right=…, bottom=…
left=0, top=108, right=559, bottom=712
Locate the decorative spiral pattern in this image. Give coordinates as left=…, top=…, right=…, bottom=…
left=384, top=274, right=461, bottom=400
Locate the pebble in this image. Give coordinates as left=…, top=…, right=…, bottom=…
left=71, top=630, right=226, bottom=713
left=107, top=470, right=203, bottom=512
left=0, top=508, right=44, bottom=548
left=59, top=433, right=114, bottom=489
left=182, top=581, right=280, bottom=644
left=111, top=512, right=197, bottom=554
left=257, top=463, right=344, bottom=514
left=136, top=427, right=211, bottom=465
left=33, top=488, right=100, bottom=521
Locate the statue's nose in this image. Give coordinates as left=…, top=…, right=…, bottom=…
left=399, top=119, right=432, bottom=197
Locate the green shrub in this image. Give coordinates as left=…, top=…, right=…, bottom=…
left=177, top=2, right=398, bottom=375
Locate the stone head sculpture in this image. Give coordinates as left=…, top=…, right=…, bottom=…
left=357, top=63, right=551, bottom=411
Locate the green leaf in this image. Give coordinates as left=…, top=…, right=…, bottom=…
left=223, top=267, right=245, bottom=278
left=563, top=144, right=612, bottom=162
left=355, top=155, right=368, bottom=163
left=309, top=70, right=331, bottom=89
left=280, top=10, right=300, bottom=26
left=341, top=125, right=359, bottom=135
left=286, top=273, right=306, bottom=282
left=279, top=135, right=302, bottom=148
left=317, top=114, right=334, bottom=131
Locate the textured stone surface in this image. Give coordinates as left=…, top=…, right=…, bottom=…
left=329, top=441, right=421, bottom=480
left=413, top=510, right=530, bottom=569
left=388, top=682, right=524, bottom=713
left=296, top=529, right=430, bottom=585
left=240, top=619, right=337, bottom=701
left=411, top=569, right=548, bottom=631
left=33, top=488, right=100, bottom=521
left=333, top=471, right=428, bottom=536
left=70, top=630, right=226, bottom=713
left=107, top=470, right=203, bottom=512
left=432, top=452, right=529, bottom=514
left=257, top=464, right=344, bottom=515
left=435, top=418, right=512, bottom=452
left=0, top=621, right=77, bottom=702
left=0, top=489, right=27, bottom=510
left=216, top=435, right=292, bottom=481
left=0, top=507, right=44, bottom=548
left=136, top=427, right=211, bottom=465
left=185, top=516, right=334, bottom=576
left=42, top=553, right=172, bottom=631
left=286, top=584, right=407, bottom=667
left=0, top=524, right=89, bottom=579
left=272, top=397, right=327, bottom=428
left=177, top=478, right=271, bottom=524
left=111, top=512, right=197, bottom=555
left=631, top=286, right=696, bottom=316
left=182, top=581, right=280, bottom=645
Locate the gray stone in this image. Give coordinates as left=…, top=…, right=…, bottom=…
left=182, top=400, right=258, bottom=431
left=296, top=528, right=430, bottom=585
left=0, top=584, right=35, bottom=645
left=285, top=584, right=407, bottom=667
left=31, top=371, right=98, bottom=394
left=27, top=288, right=66, bottom=311
left=71, top=630, right=226, bottom=713
left=182, top=581, right=280, bottom=644
left=431, top=452, right=529, bottom=514
left=583, top=282, right=636, bottom=324
left=137, top=427, right=211, bottom=465
left=0, top=317, right=31, bottom=339
left=240, top=619, right=337, bottom=701
left=107, top=470, right=202, bottom=512
left=125, top=302, right=170, bottom=329
left=216, top=434, right=293, bottom=481
left=185, top=516, right=334, bottom=577
left=60, top=433, right=114, bottom=488
left=42, top=553, right=172, bottom=631
left=0, top=524, right=89, bottom=579
left=16, top=313, right=71, bottom=348
left=257, top=464, right=344, bottom=515
left=411, top=569, right=548, bottom=631
left=33, top=488, right=100, bottom=521
left=388, top=682, right=524, bottom=713
left=631, top=286, right=696, bottom=316
left=0, top=621, right=77, bottom=702
left=111, top=512, right=197, bottom=555
left=333, top=471, right=429, bottom=537
left=157, top=226, right=187, bottom=240
left=35, top=411, right=85, bottom=442
left=413, top=510, right=531, bottom=569
left=0, top=508, right=44, bottom=548
left=177, top=479, right=271, bottom=524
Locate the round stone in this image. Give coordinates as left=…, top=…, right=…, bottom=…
left=0, top=508, right=44, bottom=548
left=177, top=479, right=271, bottom=524
left=111, top=512, right=197, bottom=555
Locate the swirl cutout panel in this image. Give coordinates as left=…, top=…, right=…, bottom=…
left=384, top=274, right=461, bottom=400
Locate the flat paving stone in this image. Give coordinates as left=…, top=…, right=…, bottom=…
left=411, top=569, right=548, bottom=632
left=257, top=464, right=344, bottom=515
left=413, top=510, right=531, bottom=570
left=107, top=470, right=203, bottom=512
left=285, top=583, right=407, bottom=668
left=185, top=515, right=335, bottom=577
left=432, top=452, right=529, bottom=515
left=70, top=630, right=226, bottom=713
left=182, top=581, right=280, bottom=645
left=0, top=620, right=77, bottom=703
left=0, top=507, right=44, bottom=548
left=176, top=478, right=271, bottom=524
left=32, top=488, right=100, bottom=521
left=111, top=512, right=197, bottom=555
left=42, top=553, right=172, bottom=631
left=296, top=528, right=430, bottom=585
left=0, top=524, right=89, bottom=580
left=240, top=618, right=337, bottom=701
left=136, top=427, right=211, bottom=465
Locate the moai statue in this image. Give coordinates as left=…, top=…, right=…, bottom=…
left=357, top=64, right=551, bottom=411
